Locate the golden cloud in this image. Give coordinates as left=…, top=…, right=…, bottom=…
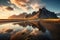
left=0, top=5, right=13, bottom=11
left=10, top=0, right=44, bottom=11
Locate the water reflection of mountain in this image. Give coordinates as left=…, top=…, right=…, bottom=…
left=0, top=20, right=60, bottom=40
left=0, top=22, right=52, bottom=40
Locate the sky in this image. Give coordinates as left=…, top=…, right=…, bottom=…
left=0, top=0, right=60, bottom=12
left=0, top=0, right=60, bottom=19
left=42, top=0, right=60, bottom=13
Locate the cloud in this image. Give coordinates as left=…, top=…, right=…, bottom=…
left=10, top=0, right=44, bottom=11
left=0, top=5, right=13, bottom=11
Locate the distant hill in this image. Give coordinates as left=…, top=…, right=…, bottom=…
left=8, top=12, right=27, bottom=19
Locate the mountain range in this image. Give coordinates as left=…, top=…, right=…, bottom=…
left=8, top=7, right=58, bottom=19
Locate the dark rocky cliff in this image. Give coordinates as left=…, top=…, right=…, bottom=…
left=32, top=8, right=58, bottom=18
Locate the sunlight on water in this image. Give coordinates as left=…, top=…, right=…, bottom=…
left=0, top=22, right=51, bottom=40
left=0, top=23, right=36, bottom=33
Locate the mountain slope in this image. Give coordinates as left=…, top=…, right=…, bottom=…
left=8, top=8, right=58, bottom=19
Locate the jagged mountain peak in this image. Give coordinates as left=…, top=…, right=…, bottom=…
left=8, top=7, right=58, bottom=19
